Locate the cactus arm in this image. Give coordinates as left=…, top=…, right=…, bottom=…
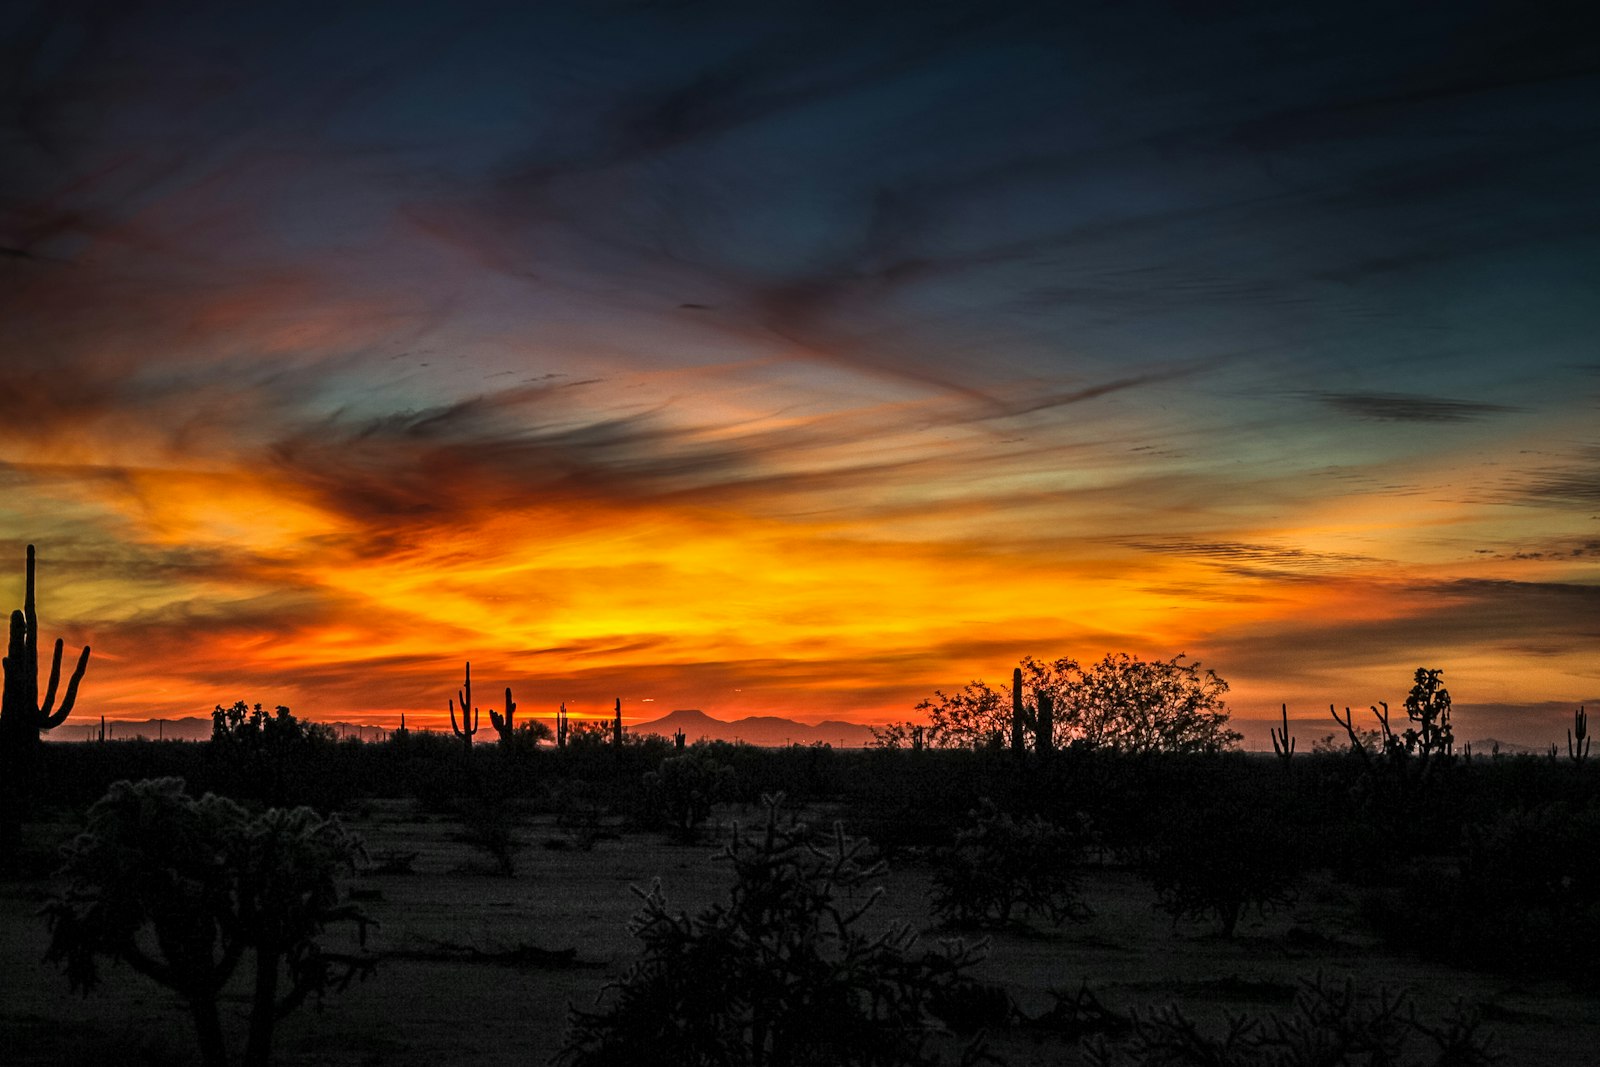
left=42, top=644, right=89, bottom=728
left=1271, top=703, right=1295, bottom=760
left=23, top=545, right=36, bottom=673
left=40, top=637, right=64, bottom=719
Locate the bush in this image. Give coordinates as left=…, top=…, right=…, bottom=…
left=1140, top=796, right=1304, bottom=938
left=1084, top=975, right=1495, bottom=1066
left=931, top=799, right=1090, bottom=929
left=1366, top=801, right=1600, bottom=983
left=42, top=778, right=373, bottom=1067
left=641, top=752, right=736, bottom=843
left=558, top=795, right=992, bottom=1067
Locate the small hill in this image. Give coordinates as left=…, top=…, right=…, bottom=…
left=630, top=709, right=877, bottom=748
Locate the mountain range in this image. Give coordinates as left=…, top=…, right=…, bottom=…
left=47, top=709, right=882, bottom=748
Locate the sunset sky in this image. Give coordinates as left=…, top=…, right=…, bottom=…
left=2, top=2, right=1596, bottom=745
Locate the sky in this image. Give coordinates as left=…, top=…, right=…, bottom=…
left=2, top=1, right=1596, bottom=746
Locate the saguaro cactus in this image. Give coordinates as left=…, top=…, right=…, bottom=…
left=1, top=544, right=91, bottom=752
left=1570, top=706, right=1589, bottom=765
left=556, top=703, right=570, bottom=749
left=488, top=687, right=518, bottom=748
left=1010, top=665, right=1055, bottom=755
left=449, top=662, right=478, bottom=755
left=1011, top=667, right=1026, bottom=753
left=612, top=698, right=623, bottom=746
left=1271, top=704, right=1295, bottom=764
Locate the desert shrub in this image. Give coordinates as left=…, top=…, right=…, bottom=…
left=641, top=752, right=737, bottom=843
left=1366, top=801, right=1600, bottom=983
left=453, top=796, right=525, bottom=876
left=42, top=778, right=373, bottom=1067
left=1139, top=796, right=1304, bottom=938
left=547, top=779, right=616, bottom=851
left=931, top=799, right=1090, bottom=929
left=558, top=794, right=992, bottom=1067
left=1084, top=975, right=1494, bottom=1066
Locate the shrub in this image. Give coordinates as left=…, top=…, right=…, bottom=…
left=1140, top=797, right=1303, bottom=938
left=1084, top=975, right=1495, bottom=1066
left=42, top=778, right=373, bottom=1067
left=558, top=794, right=992, bottom=1067
left=931, top=799, right=1091, bottom=929
left=453, top=796, right=524, bottom=877
left=641, top=752, right=736, bottom=843
left=1367, top=801, right=1600, bottom=983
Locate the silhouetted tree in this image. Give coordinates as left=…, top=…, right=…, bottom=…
left=886, top=653, right=1239, bottom=754
left=874, top=680, right=1006, bottom=749
left=208, top=701, right=334, bottom=806
left=1066, top=653, right=1239, bottom=753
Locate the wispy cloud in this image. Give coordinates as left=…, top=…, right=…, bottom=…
left=1311, top=392, right=1520, bottom=423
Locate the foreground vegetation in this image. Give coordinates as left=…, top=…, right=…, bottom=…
left=2, top=713, right=1597, bottom=1064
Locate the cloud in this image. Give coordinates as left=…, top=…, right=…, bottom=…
left=1311, top=392, right=1520, bottom=423
left=1505, top=446, right=1600, bottom=509
left=1124, top=539, right=1379, bottom=571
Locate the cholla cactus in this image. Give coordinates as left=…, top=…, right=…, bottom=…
left=43, top=778, right=372, bottom=1067
left=559, top=794, right=991, bottom=1065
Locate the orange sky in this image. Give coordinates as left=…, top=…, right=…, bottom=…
left=3, top=3, right=1596, bottom=749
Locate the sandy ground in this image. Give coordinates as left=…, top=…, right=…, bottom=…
left=2, top=799, right=1595, bottom=1065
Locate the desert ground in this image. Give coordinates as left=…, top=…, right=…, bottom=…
left=4, top=794, right=1596, bottom=1066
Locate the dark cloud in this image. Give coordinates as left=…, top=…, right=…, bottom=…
left=1215, top=577, right=1600, bottom=678
left=1124, top=539, right=1378, bottom=571
left=1505, top=446, right=1600, bottom=509
left=1311, top=392, right=1520, bottom=423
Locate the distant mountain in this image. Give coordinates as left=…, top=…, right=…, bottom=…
left=629, top=708, right=878, bottom=748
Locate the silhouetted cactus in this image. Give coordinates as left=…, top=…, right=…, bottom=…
left=612, top=697, right=623, bottom=746
left=1271, top=704, right=1295, bottom=764
left=1010, top=665, right=1055, bottom=754
left=1012, top=667, right=1027, bottom=753
left=558, top=794, right=988, bottom=1066
left=0, top=544, right=90, bottom=752
left=673, top=728, right=686, bottom=750
left=488, top=686, right=517, bottom=748
left=43, top=779, right=373, bottom=1067
left=449, top=661, right=479, bottom=755
left=1569, top=706, right=1589, bottom=765
left=557, top=702, right=570, bottom=749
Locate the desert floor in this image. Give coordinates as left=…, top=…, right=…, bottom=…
left=3, top=798, right=1596, bottom=1065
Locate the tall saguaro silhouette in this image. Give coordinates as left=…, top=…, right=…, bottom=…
left=449, top=661, right=479, bottom=755
left=2, top=544, right=90, bottom=871
left=1, top=544, right=91, bottom=752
